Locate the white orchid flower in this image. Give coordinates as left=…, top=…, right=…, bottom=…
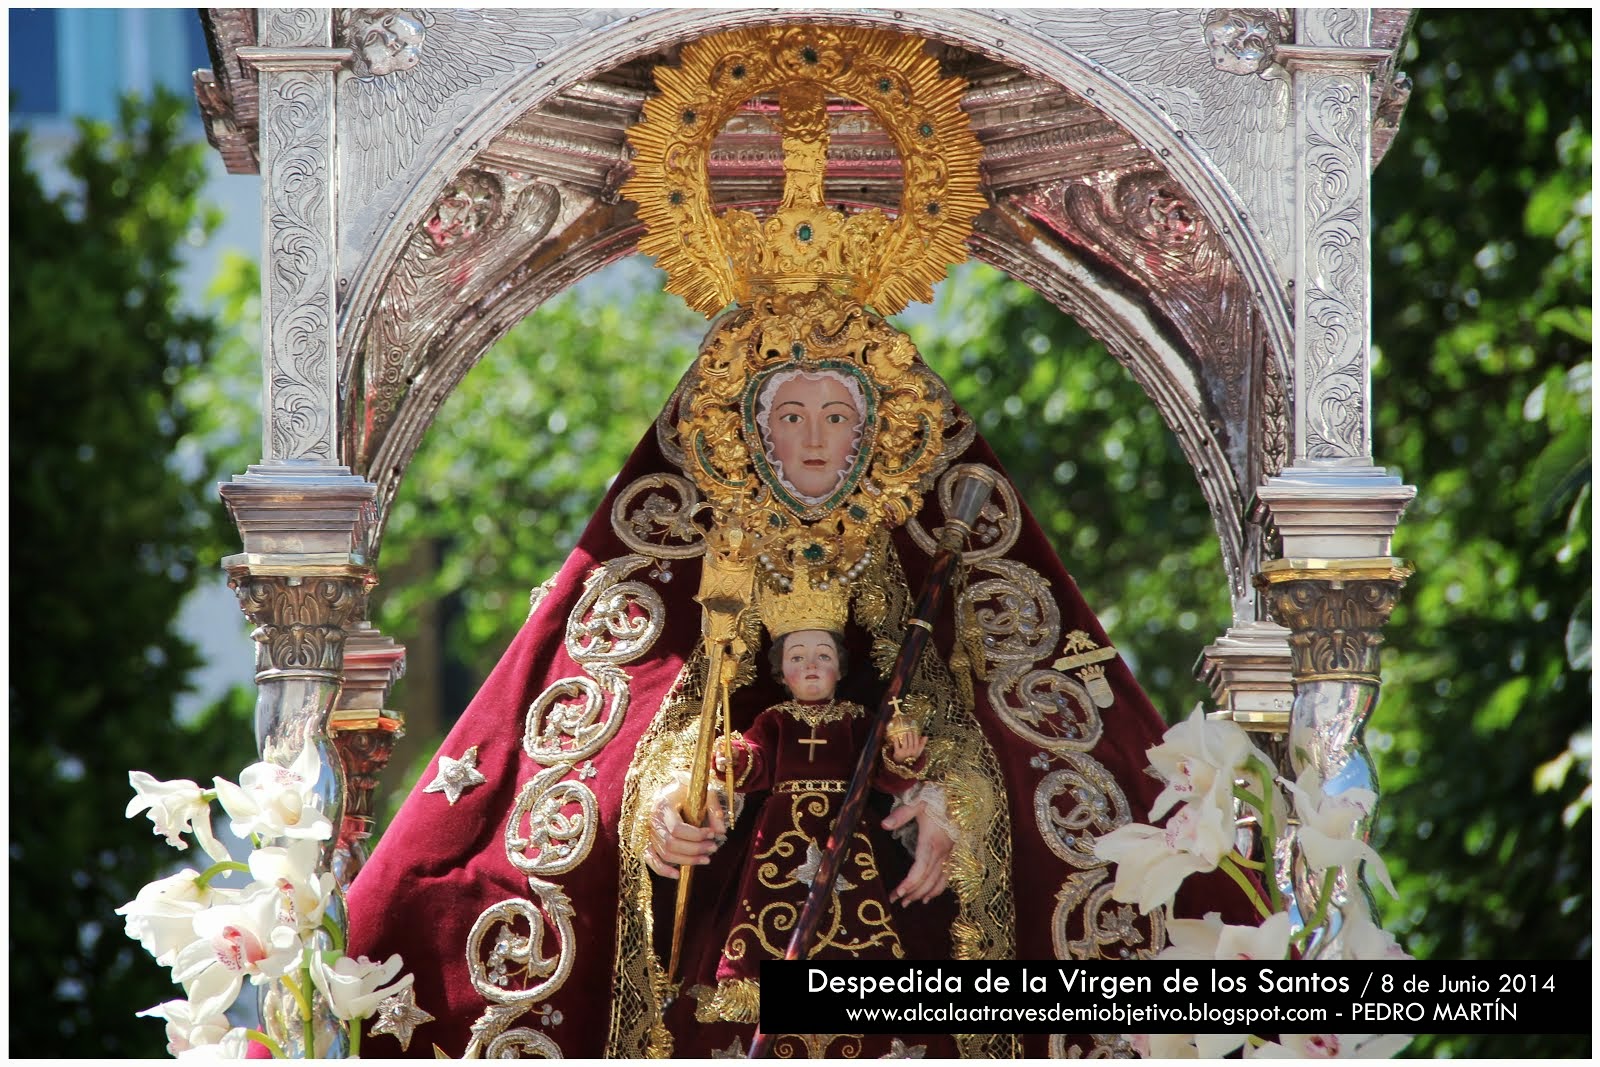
left=135, top=998, right=234, bottom=1056
left=248, top=838, right=337, bottom=934
left=1146, top=707, right=1268, bottom=822
left=1338, top=908, right=1411, bottom=960
left=1248, top=1033, right=1413, bottom=1058
left=175, top=1028, right=251, bottom=1060
left=116, top=869, right=229, bottom=967
left=309, top=952, right=413, bottom=1021
left=126, top=772, right=232, bottom=863
left=1096, top=804, right=1231, bottom=914
left=170, top=882, right=302, bottom=1020
left=1281, top=770, right=1396, bottom=897
left=1158, top=910, right=1291, bottom=961
left=213, top=744, right=333, bottom=844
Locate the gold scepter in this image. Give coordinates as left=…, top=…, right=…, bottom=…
left=666, top=530, right=753, bottom=984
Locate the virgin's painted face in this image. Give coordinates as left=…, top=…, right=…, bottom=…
left=765, top=374, right=863, bottom=500
left=781, top=630, right=841, bottom=702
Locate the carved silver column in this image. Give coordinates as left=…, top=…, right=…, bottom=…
left=227, top=10, right=365, bottom=1058
left=1255, top=558, right=1411, bottom=951
left=1244, top=11, right=1418, bottom=951
left=331, top=623, right=407, bottom=889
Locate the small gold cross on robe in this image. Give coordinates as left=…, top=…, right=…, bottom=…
left=798, top=728, right=827, bottom=762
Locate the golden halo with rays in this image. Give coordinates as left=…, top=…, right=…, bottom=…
left=622, top=25, right=985, bottom=317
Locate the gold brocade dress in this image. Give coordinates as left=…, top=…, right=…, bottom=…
left=696, top=698, right=924, bottom=1019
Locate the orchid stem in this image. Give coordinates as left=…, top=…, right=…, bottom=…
left=245, top=1029, right=286, bottom=1059
left=194, top=860, right=249, bottom=890
left=1238, top=763, right=1285, bottom=916
left=302, top=965, right=316, bottom=1056
left=1219, top=853, right=1273, bottom=920
left=321, top=912, right=346, bottom=954
left=1292, top=868, right=1339, bottom=950
left=350, top=1020, right=362, bottom=1059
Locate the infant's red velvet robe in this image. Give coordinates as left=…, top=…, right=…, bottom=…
left=345, top=403, right=1260, bottom=1058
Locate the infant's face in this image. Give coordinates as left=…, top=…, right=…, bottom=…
left=781, top=630, right=840, bottom=702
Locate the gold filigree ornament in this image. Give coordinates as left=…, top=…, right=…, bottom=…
left=622, top=26, right=984, bottom=317
left=626, top=26, right=982, bottom=598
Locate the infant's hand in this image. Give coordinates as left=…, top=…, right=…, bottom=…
left=890, top=732, right=926, bottom=764
left=711, top=737, right=733, bottom=775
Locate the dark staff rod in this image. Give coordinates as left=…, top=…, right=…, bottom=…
left=747, top=470, right=994, bottom=1060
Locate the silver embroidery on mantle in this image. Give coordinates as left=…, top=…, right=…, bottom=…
left=906, top=463, right=1020, bottom=562
left=506, top=764, right=598, bottom=877
left=1033, top=756, right=1130, bottom=869
left=424, top=744, right=487, bottom=805
left=523, top=555, right=663, bottom=766
left=958, top=558, right=1107, bottom=754
left=610, top=473, right=706, bottom=560
left=464, top=881, right=576, bottom=1055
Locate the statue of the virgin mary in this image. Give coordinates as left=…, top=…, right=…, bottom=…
left=346, top=26, right=1255, bottom=1059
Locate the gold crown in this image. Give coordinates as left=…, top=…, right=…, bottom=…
left=758, top=566, right=851, bottom=639
left=622, top=26, right=984, bottom=316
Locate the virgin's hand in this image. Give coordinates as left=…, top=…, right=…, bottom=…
left=643, top=776, right=728, bottom=879
left=882, top=800, right=952, bottom=905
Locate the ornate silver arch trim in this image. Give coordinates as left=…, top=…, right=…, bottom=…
left=972, top=219, right=1250, bottom=603
left=335, top=9, right=1294, bottom=397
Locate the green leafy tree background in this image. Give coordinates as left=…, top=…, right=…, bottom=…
left=10, top=92, right=255, bottom=1055
left=11, top=10, right=1587, bottom=1058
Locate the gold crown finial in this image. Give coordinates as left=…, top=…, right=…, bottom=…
left=758, top=565, right=850, bottom=639
left=622, top=26, right=985, bottom=316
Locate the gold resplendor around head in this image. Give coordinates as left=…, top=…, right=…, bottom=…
left=622, top=25, right=985, bottom=317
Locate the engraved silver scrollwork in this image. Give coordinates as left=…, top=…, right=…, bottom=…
left=1301, top=8, right=1367, bottom=48
left=338, top=11, right=620, bottom=228
left=610, top=474, right=706, bottom=560
left=506, top=765, right=597, bottom=877
left=1022, top=8, right=1294, bottom=274
left=354, top=173, right=560, bottom=473
left=1300, top=74, right=1368, bottom=460
left=264, top=71, right=335, bottom=462
left=466, top=880, right=577, bottom=1005
left=906, top=463, right=1021, bottom=561
left=1033, top=754, right=1131, bottom=869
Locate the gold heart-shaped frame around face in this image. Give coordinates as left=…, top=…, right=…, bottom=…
left=676, top=292, right=953, bottom=586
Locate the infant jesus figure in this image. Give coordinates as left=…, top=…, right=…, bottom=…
left=698, top=627, right=929, bottom=1018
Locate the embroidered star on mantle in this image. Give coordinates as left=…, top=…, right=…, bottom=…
left=424, top=745, right=487, bottom=805
left=368, top=984, right=436, bottom=1051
